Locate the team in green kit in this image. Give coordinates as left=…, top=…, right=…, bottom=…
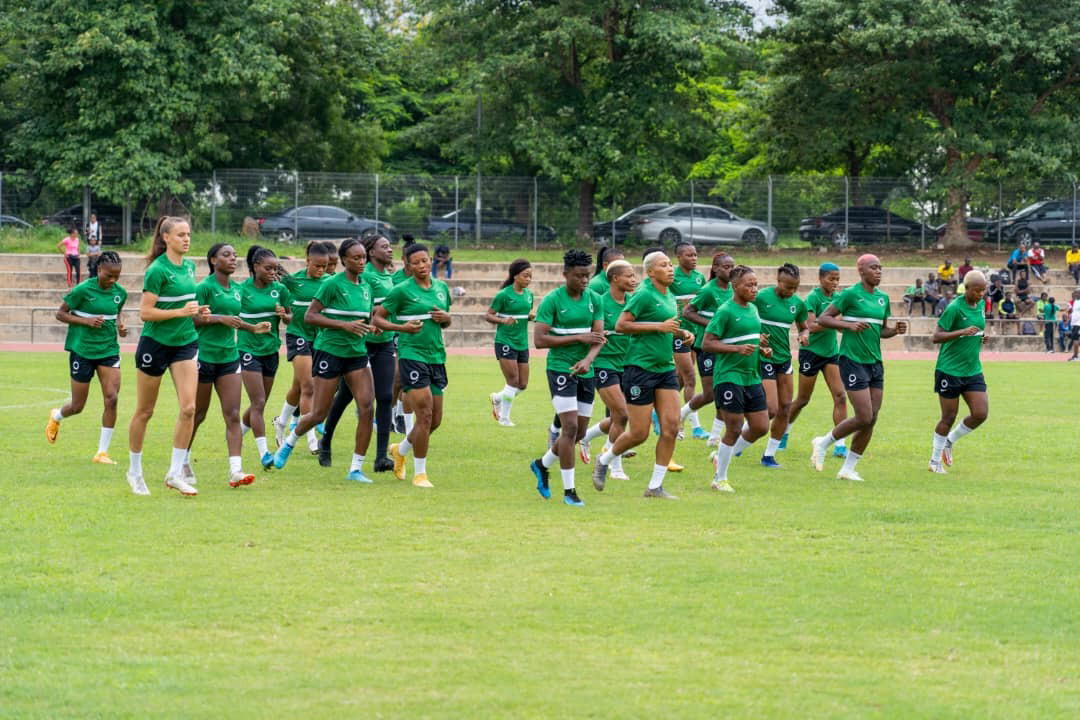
left=45, top=233, right=988, bottom=501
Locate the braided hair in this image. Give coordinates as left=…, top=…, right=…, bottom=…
left=501, top=258, right=532, bottom=289
left=728, top=264, right=755, bottom=285
left=563, top=249, right=592, bottom=270
left=246, top=244, right=277, bottom=276
left=778, top=262, right=800, bottom=280
left=97, top=251, right=122, bottom=267
left=338, top=236, right=365, bottom=262
left=306, top=240, right=329, bottom=257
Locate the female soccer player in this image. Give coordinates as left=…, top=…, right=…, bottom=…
left=679, top=252, right=734, bottom=444
left=238, top=246, right=291, bottom=470
left=593, top=252, right=693, bottom=499
left=189, top=243, right=265, bottom=487
left=579, top=260, right=638, bottom=480
left=273, top=237, right=376, bottom=483
left=587, top=246, right=625, bottom=296
left=810, top=254, right=908, bottom=482
left=528, top=249, right=604, bottom=507
left=702, top=266, right=772, bottom=493
left=273, top=241, right=330, bottom=457
left=47, top=251, right=127, bottom=463
left=486, top=258, right=534, bottom=426
left=360, top=234, right=399, bottom=471
left=929, top=270, right=989, bottom=473
left=670, top=242, right=705, bottom=436
left=786, top=262, right=848, bottom=459
left=128, top=216, right=207, bottom=496
left=754, top=264, right=808, bottom=467
left=377, top=243, right=453, bottom=488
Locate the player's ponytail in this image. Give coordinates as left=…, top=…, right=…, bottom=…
left=146, top=216, right=187, bottom=266
left=501, top=258, right=532, bottom=289
left=246, top=244, right=276, bottom=276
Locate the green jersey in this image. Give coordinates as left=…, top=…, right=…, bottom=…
left=753, top=286, right=807, bottom=365
left=535, top=286, right=602, bottom=376
left=587, top=272, right=610, bottom=296
left=141, top=254, right=198, bottom=346
left=382, top=277, right=453, bottom=364
left=312, top=272, right=372, bottom=358
left=490, top=284, right=534, bottom=351
left=281, top=269, right=326, bottom=341
left=672, top=266, right=706, bottom=334
left=237, top=279, right=291, bottom=356
left=594, top=291, right=629, bottom=372
left=687, top=281, right=733, bottom=349
left=195, top=277, right=242, bottom=364
left=1042, top=302, right=1060, bottom=322
left=622, top=281, right=678, bottom=373
left=830, top=283, right=891, bottom=364
left=391, top=268, right=407, bottom=285
left=62, top=277, right=128, bottom=359
left=803, top=286, right=840, bottom=357
left=705, top=299, right=762, bottom=386
left=363, top=264, right=398, bottom=345
left=936, top=296, right=985, bottom=377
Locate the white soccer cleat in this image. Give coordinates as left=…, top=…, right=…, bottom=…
left=836, top=468, right=864, bottom=483
left=610, top=469, right=629, bottom=481
left=710, top=478, right=735, bottom=493
left=928, top=461, right=947, bottom=475
left=810, top=435, right=828, bottom=472
left=709, top=450, right=719, bottom=472
left=489, top=393, right=501, bottom=422
left=941, top=440, right=953, bottom=467
left=165, top=474, right=198, bottom=496
left=127, top=472, right=150, bottom=496
left=498, top=418, right=516, bottom=427
left=273, top=416, right=286, bottom=448
left=182, top=464, right=197, bottom=485
left=308, top=433, right=320, bottom=454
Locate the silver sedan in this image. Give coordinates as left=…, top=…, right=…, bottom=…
left=633, top=203, right=777, bottom=246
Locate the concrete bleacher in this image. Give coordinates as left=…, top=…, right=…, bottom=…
left=0, top=253, right=1073, bottom=351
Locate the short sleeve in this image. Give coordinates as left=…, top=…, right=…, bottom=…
left=380, top=284, right=403, bottom=316
left=535, top=293, right=556, bottom=326
left=622, top=288, right=647, bottom=319
left=63, top=283, right=85, bottom=310
left=196, top=282, right=211, bottom=306
left=689, top=285, right=710, bottom=309
left=117, top=286, right=128, bottom=310
left=937, top=301, right=957, bottom=331
left=142, top=263, right=165, bottom=295
left=314, top=278, right=337, bottom=307
left=590, top=291, right=603, bottom=324
left=704, top=306, right=727, bottom=339
left=827, top=289, right=848, bottom=316
left=882, top=295, right=891, bottom=320
left=795, top=298, right=808, bottom=324
left=490, top=291, right=506, bottom=314
left=278, top=285, right=292, bottom=308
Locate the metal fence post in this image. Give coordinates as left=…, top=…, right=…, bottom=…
left=0, top=171, right=4, bottom=220
left=533, top=176, right=538, bottom=250
left=293, top=170, right=299, bottom=241
left=1072, top=178, right=1077, bottom=245
left=689, top=179, right=695, bottom=242
left=454, top=175, right=460, bottom=249
left=475, top=172, right=482, bottom=245
left=611, top=195, right=617, bottom=246
left=374, top=173, right=380, bottom=223
left=767, top=175, right=773, bottom=238
left=844, top=176, right=850, bottom=244
left=997, top=181, right=1003, bottom=251
left=210, top=169, right=217, bottom=235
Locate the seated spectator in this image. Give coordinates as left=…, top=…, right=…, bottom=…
left=924, top=273, right=942, bottom=307
left=987, top=275, right=1005, bottom=308
left=1014, top=271, right=1034, bottom=314
left=937, top=259, right=958, bottom=293
left=1058, top=312, right=1071, bottom=352
left=998, top=292, right=1018, bottom=334
left=983, top=294, right=995, bottom=321
left=1067, top=242, right=1080, bottom=285
left=1007, top=242, right=1027, bottom=277
left=1035, top=291, right=1049, bottom=318
left=1026, top=241, right=1049, bottom=283
left=957, top=257, right=973, bottom=282
left=934, top=288, right=953, bottom=317
left=433, top=244, right=453, bottom=279
left=1042, top=296, right=1060, bottom=352
left=904, top=277, right=927, bottom=315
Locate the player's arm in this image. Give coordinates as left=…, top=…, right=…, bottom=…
left=306, top=299, right=371, bottom=336
left=702, top=332, right=756, bottom=357
left=816, top=303, right=867, bottom=332
left=372, top=304, right=422, bottom=334
left=139, top=291, right=204, bottom=323
left=55, top=300, right=103, bottom=328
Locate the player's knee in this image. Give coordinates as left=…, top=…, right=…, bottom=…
left=102, top=390, right=119, bottom=410
left=831, top=390, right=846, bottom=407
left=659, top=415, right=680, bottom=438
left=177, top=401, right=196, bottom=420
left=222, top=407, right=240, bottom=425
left=747, top=417, right=769, bottom=439
left=969, top=408, right=988, bottom=426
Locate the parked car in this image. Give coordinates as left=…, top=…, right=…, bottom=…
left=43, top=203, right=151, bottom=243
left=0, top=214, right=32, bottom=230
left=633, top=203, right=776, bottom=246
left=798, top=206, right=927, bottom=247
left=933, top=216, right=992, bottom=244
left=988, top=200, right=1080, bottom=246
left=257, top=205, right=397, bottom=243
left=425, top=209, right=556, bottom=242
left=592, top=203, right=669, bottom=244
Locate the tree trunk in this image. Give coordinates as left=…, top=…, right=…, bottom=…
left=942, top=186, right=973, bottom=248
left=578, top=178, right=595, bottom=240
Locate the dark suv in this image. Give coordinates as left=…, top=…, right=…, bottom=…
left=799, top=206, right=927, bottom=247
left=994, top=200, right=1080, bottom=246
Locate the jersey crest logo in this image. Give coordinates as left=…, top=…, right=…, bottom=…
left=877, top=297, right=886, bottom=306
left=436, top=291, right=446, bottom=303
left=629, top=385, right=642, bottom=399
left=113, top=296, right=122, bottom=304
left=270, top=290, right=280, bottom=299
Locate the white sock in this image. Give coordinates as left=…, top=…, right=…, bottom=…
left=835, top=437, right=846, bottom=449
left=399, top=437, right=413, bottom=456
left=500, top=387, right=518, bottom=420
left=168, top=447, right=186, bottom=476
left=306, top=429, right=318, bottom=442
left=51, top=407, right=64, bottom=422
left=350, top=453, right=365, bottom=472
left=240, top=422, right=250, bottom=436
left=278, top=402, right=297, bottom=427
left=597, top=449, right=614, bottom=466
left=414, top=456, right=427, bottom=475
left=841, top=450, right=862, bottom=473
left=184, top=449, right=192, bottom=465
left=549, top=422, right=560, bottom=435
left=229, top=456, right=242, bottom=474
left=500, top=384, right=518, bottom=400
left=947, top=421, right=974, bottom=444
left=97, top=427, right=114, bottom=454
left=404, top=412, right=415, bottom=435
left=679, top=403, right=692, bottom=421
left=931, top=433, right=948, bottom=463
left=733, top=434, right=752, bottom=455
left=285, top=430, right=299, bottom=447
left=649, top=463, right=666, bottom=490
left=128, top=451, right=142, bottom=476
left=560, top=467, right=575, bottom=490
left=611, top=453, right=624, bottom=473
left=710, top=418, right=724, bottom=438
left=689, top=411, right=701, bottom=430
left=822, top=431, right=836, bottom=448
left=255, top=436, right=269, bottom=456
left=541, top=448, right=559, bottom=468
left=584, top=423, right=606, bottom=443
left=765, top=437, right=781, bottom=457
left=394, top=399, right=404, bottom=416
left=714, top=442, right=734, bottom=480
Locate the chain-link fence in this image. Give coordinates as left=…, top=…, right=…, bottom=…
left=3, top=168, right=1078, bottom=250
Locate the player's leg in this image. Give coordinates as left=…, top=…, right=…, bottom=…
left=645, top=387, right=682, bottom=498
left=127, top=367, right=163, bottom=493
left=491, top=354, right=520, bottom=424
left=241, top=364, right=274, bottom=469
left=318, top=378, right=353, bottom=466
left=342, top=365, right=375, bottom=483
left=711, top=406, right=746, bottom=492
left=507, top=359, right=529, bottom=423
left=595, top=383, right=628, bottom=479
left=47, top=376, right=89, bottom=443
left=762, top=370, right=793, bottom=466
left=276, top=369, right=340, bottom=469
left=931, top=390, right=959, bottom=472
left=186, top=369, right=215, bottom=479
left=368, top=343, right=396, bottom=468
left=821, top=362, right=849, bottom=456
left=943, top=386, right=988, bottom=466
left=836, top=386, right=881, bottom=481
left=164, top=358, right=199, bottom=495
left=215, top=369, right=252, bottom=486
left=91, top=363, right=121, bottom=463
left=674, top=348, right=697, bottom=434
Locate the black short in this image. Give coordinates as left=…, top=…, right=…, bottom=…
left=594, top=367, right=622, bottom=389
left=494, top=342, right=529, bottom=364
left=546, top=370, right=596, bottom=404
left=285, top=334, right=313, bottom=361
left=798, top=349, right=839, bottom=377
left=1072, top=327, right=1080, bottom=342
left=400, top=358, right=448, bottom=395
left=240, top=351, right=279, bottom=377
left=714, top=382, right=768, bottom=414
left=135, top=336, right=198, bottom=377
left=197, top=358, right=241, bottom=384
left=622, top=365, right=680, bottom=406
left=760, top=359, right=793, bottom=381
left=696, top=351, right=716, bottom=377
left=367, top=338, right=397, bottom=363
left=934, top=370, right=987, bottom=398
left=673, top=335, right=692, bottom=354
left=69, top=352, right=120, bottom=383
left=839, top=355, right=885, bottom=391
left=313, top=349, right=368, bottom=380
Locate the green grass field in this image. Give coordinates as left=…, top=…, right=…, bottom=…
left=2, top=352, right=1078, bottom=717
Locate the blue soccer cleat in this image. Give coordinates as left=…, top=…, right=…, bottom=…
left=261, top=452, right=275, bottom=470
left=272, top=443, right=294, bottom=469
left=346, top=469, right=373, bottom=484
left=778, top=432, right=789, bottom=450
left=692, top=427, right=710, bottom=440
left=833, top=445, right=848, bottom=458
left=531, top=459, right=550, bottom=499
left=563, top=489, right=585, bottom=507
left=316, top=422, right=326, bottom=435
left=760, top=455, right=781, bottom=468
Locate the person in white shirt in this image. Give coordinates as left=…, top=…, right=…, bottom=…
left=1069, top=291, right=1080, bottom=361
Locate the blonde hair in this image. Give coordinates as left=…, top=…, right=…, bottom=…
left=643, top=251, right=668, bottom=273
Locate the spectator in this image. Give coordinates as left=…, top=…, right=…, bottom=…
left=1058, top=311, right=1071, bottom=352
left=86, top=231, right=102, bottom=278
left=983, top=293, right=995, bottom=321
left=433, top=244, right=453, bottom=279
left=86, top=213, right=100, bottom=246
left=904, top=277, right=927, bottom=315
left=1026, top=241, right=1049, bottom=283
left=1007, top=242, right=1027, bottom=277
left=1035, top=291, right=1049, bottom=317
left=1069, top=290, right=1080, bottom=361
left=934, top=288, right=953, bottom=317
left=998, top=291, right=1017, bottom=334
left=1014, top=271, right=1034, bottom=314
left=1067, top=242, right=1080, bottom=285
left=56, top=226, right=81, bottom=287
left=937, top=259, right=958, bottom=294
left=1042, top=296, right=1060, bottom=352
left=957, top=257, right=974, bottom=282
left=924, top=272, right=942, bottom=308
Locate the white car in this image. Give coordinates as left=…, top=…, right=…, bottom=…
left=634, top=203, right=777, bottom=246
